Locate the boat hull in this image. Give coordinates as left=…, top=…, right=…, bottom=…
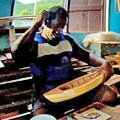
left=43, top=70, right=104, bottom=103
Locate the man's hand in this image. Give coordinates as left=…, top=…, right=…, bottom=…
left=99, top=63, right=113, bottom=81
left=34, top=11, right=49, bottom=27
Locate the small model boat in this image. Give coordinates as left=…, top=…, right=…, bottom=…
left=43, top=69, right=104, bottom=103
left=105, top=51, right=120, bottom=65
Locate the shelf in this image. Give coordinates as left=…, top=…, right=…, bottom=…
left=0, top=52, right=33, bottom=119
left=0, top=76, right=32, bottom=85
left=0, top=100, right=31, bottom=111
left=5, top=89, right=32, bottom=97
left=1, top=111, right=31, bottom=120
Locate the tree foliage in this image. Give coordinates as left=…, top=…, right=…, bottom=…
left=14, top=0, right=63, bottom=16
left=20, top=9, right=30, bottom=15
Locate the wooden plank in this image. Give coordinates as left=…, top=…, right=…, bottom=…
left=88, top=11, right=102, bottom=31
left=0, top=100, right=30, bottom=110
left=0, top=27, right=28, bottom=34
left=0, top=15, right=35, bottom=26
left=70, top=5, right=103, bottom=12
left=5, top=89, right=32, bottom=97
left=0, top=76, right=32, bottom=85
left=104, top=74, right=120, bottom=86
left=70, top=0, right=89, bottom=5
left=90, top=0, right=103, bottom=5
left=68, top=0, right=105, bottom=32
left=69, top=11, right=88, bottom=32
left=2, top=112, right=31, bottom=120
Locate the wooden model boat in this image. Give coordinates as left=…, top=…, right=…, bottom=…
left=104, top=51, right=120, bottom=65
left=43, top=69, right=104, bottom=103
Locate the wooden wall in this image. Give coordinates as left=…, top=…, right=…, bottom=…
left=68, top=0, right=106, bottom=32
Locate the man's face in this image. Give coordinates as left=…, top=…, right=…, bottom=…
left=42, top=13, right=67, bottom=41
left=50, top=14, right=67, bottom=34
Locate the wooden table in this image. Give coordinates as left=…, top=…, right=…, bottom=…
left=59, top=102, right=120, bottom=120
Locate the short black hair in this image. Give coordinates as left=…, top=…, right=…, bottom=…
left=48, top=6, right=68, bottom=19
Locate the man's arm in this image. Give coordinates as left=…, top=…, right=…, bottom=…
left=12, top=11, right=48, bottom=67
left=89, top=53, right=113, bottom=79
left=12, top=11, right=48, bottom=52
left=66, top=34, right=113, bottom=79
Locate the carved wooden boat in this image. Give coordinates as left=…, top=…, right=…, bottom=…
left=104, top=51, right=120, bottom=65
left=43, top=70, right=104, bottom=103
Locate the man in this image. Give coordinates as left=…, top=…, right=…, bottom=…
left=12, top=6, right=116, bottom=117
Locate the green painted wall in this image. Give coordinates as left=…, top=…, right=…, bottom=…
left=0, top=0, right=14, bottom=51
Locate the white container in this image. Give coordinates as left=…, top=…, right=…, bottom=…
left=30, top=114, right=57, bottom=120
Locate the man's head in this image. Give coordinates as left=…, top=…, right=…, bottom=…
left=41, top=6, right=68, bottom=45
left=45, top=6, right=68, bottom=33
